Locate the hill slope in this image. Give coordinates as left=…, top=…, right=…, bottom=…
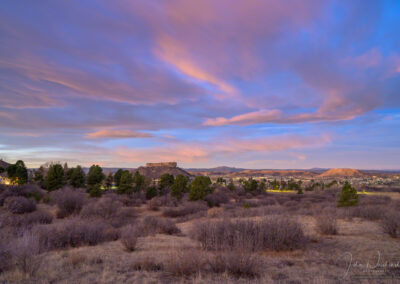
left=137, top=165, right=191, bottom=179
left=318, top=168, right=367, bottom=178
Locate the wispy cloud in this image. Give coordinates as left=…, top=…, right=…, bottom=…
left=86, top=129, right=153, bottom=139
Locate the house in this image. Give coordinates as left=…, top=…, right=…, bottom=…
left=0, top=172, right=11, bottom=185
left=0, top=159, right=11, bottom=185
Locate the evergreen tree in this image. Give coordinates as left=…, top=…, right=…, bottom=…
left=70, top=166, right=86, bottom=188
left=89, top=183, right=102, bottom=198
left=45, top=164, right=65, bottom=191
left=170, top=174, right=188, bottom=199
left=7, top=160, right=28, bottom=185
left=243, top=177, right=258, bottom=192
left=87, top=165, right=105, bottom=187
left=105, top=172, right=113, bottom=190
left=146, top=186, right=158, bottom=200
left=118, top=170, right=134, bottom=194
left=133, top=171, right=145, bottom=192
left=227, top=179, right=235, bottom=191
left=114, top=169, right=124, bottom=187
left=33, top=166, right=45, bottom=187
left=189, top=176, right=212, bottom=201
left=159, top=173, right=174, bottom=189
left=337, top=181, right=358, bottom=207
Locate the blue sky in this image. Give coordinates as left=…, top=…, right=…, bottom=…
left=0, top=0, right=399, bottom=169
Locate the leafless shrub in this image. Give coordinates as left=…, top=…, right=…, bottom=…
left=162, top=202, right=208, bottom=218
left=204, top=189, right=230, bottom=207
left=4, top=196, right=36, bottom=214
left=9, top=232, right=41, bottom=275
left=141, top=216, right=181, bottom=235
left=350, top=205, right=386, bottom=220
left=0, top=242, right=11, bottom=272
left=80, top=197, right=136, bottom=228
left=207, top=252, right=262, bottom=279
left=131, top=256, right=163, bottom=271
left=164, top=249, right=204, bottom=277
left=381, top=211, right=400, bottom=238
left=51, top=187, right=87, bottom=218
left=33, top=217, right=118, bottom=251
left=360, top=195, right=391, bottom=206
left=120, top=225, right=139, bottom=252
left=0, top=210, right=52, bottom=230
left=69, top=252, right=87, bottom=268
left=148, top=195, right=179, bottom=208
left=0, top=185, right=44, bottom=206
left=164, top=250, right=262, bottom=279
left=191, top=217, right=306, bottom=252
left=315, top=214, right=338, bottom=235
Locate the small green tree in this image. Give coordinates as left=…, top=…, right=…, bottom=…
left=227, top=179, right=235, bottom=191
left=159, top=173, right=174, bottom=189
left=118, top=170, right=134, bottom=194
left=337, top=181, right=358, bottom=207
left=216, top=177, right=226, bottom=185
left=45, top=164, right=65, bottom=191
left=70, top=166, right=86, bottom=188
left=87, top=165, right=105, bottom=187
left=89, top=183, right=102, bottom=198
left=189, top=176, right=212, bottom=201
left=146, top=186, right=158, bottom=200
left=243, top=177, right=258, bottom=192
left=258, top=180, right=266, bottom=193
left=7, top=160, right=28, bottom=185
left=170, top=174, right=188, bottom=199
left=114, top=169, right=124, bottom=187
left=105, top=172, right=113, bottom=190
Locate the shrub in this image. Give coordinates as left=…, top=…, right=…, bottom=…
left=337, top=181, right=358, bottom=207
left=315, top=214, right=338, bottom=235
left=120, top=225, right=139, bottom=252
left=162, top=202, right=208, bottom=218
left=80, top=197, right=136, bottom=228
left=208, top=252, right=262, bottom=279
left=191, top=217, right=306, bottom=252
left=164, top=249, right=204, bottom=276
left=204, top=189, right=230, bottom=207
left=141, top=216, right=181, bottom=235
left=132, top=257, right=163, bottom=271
left=33, top=218, right=118, bottom=251
left=9, top=232, right=41, bottom=275
left=381, top=211, right=400, bottom=238
left=51, top=187, right=86, bottom=218
left=349, top=205, right=386, bottom=220
left=4, top=196, right=36, bottom=214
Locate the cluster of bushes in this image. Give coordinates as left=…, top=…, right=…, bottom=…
left=131, top=250, right=262, bottom=279
left=190, top=217, right=306, bottom=252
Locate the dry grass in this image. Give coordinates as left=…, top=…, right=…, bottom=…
left=1, top=188, right=400, bottom=283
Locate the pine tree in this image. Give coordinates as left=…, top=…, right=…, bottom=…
left=337, top=181, right=358, bottom=207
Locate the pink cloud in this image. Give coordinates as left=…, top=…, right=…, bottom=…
left=113, top=134, right=330, bottom=164
left=86, top=129, right=153, bottom=139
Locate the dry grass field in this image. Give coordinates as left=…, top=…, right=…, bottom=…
left=0, top=185, right=399, bottom=283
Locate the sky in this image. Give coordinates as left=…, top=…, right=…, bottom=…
left=0, top=0, right=400, bottom=169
